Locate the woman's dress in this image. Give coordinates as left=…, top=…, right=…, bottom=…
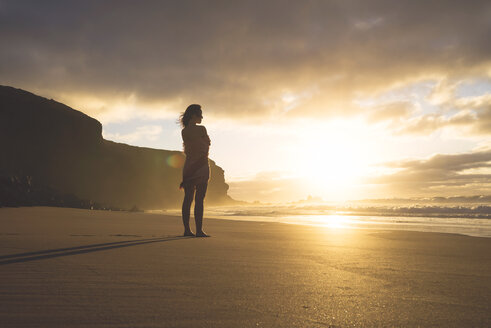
left=180, top=125, right=210, bottom=189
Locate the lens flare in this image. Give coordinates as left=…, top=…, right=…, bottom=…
left=166, top=154, right=185, bottom=168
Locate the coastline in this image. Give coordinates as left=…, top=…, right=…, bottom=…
left=157, top=208, right=491, bottom=238
left=1, top=206, right=490, bottom=327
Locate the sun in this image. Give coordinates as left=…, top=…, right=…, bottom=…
left=308, top=142, right=364, bottom=184
left=290, top=119, right=375, bottom=200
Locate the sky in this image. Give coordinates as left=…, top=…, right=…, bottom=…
left=1, top=0, right=490, bottom=202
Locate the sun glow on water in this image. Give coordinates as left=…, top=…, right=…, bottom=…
left=291, top=214, right=351, bottom=229
left=322, top=215, right=348, bottom=229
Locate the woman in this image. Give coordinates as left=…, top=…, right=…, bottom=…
left=179, top=104, right=211, bottom=237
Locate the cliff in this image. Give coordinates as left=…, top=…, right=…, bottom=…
left=0, top=85, right=232, bottom=209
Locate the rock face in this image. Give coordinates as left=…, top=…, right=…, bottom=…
left=0, top=85, right=232, bottom=209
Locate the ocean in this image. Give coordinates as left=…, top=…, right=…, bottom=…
left=158, top=203, right=491, bottom=238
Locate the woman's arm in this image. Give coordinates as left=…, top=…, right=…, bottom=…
left=202, top=126, right=211, bottom=145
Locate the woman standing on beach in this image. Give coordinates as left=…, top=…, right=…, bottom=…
left=179, top=104, right=210, bottom=237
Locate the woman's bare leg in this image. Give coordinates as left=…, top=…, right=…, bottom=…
left=194, top=183, right=208, bottom=237
left=182, top=186, right=195, bottom=236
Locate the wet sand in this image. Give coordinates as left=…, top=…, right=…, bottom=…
left=0, top=206, right=490, bottom=327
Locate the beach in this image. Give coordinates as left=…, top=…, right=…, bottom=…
left=1, top=206, right=490, bottom=327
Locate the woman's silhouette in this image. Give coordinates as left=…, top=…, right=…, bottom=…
left=179, top=104, right=210, bottom=237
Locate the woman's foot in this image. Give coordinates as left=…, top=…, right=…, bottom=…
left=195, top=231, right=210, bottom=237
left=183, top=230, right=195, bottom=237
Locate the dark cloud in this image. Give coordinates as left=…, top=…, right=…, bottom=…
left=1, top=0, right=491, bottom=119
left=368, top=149, right=491, bottom=196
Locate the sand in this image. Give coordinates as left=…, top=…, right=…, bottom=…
left=0, top=206, right=490, bottom=327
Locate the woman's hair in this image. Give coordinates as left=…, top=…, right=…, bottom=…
left=179, top=104, right=202, bottom=128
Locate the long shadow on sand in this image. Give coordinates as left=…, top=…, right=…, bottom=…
left=0, top=236, right=193, bottom=265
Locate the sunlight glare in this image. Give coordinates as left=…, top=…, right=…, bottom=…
left=291, top=119, right=375, bottom=200
left=323, top=215, right=348, bottom=229
left=302, top=214, right=350, bottom=229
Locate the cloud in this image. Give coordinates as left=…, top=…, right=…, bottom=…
left=452, top=94, right=491, bottom=134
left=427, top=79, right=460, bottom=106
left=394, top=88, right=491, bottom=135
left=366, top=101, right=414, bottom=123
left=227, top=149, right=491, bottom=202
left=102, top=125, right=162, bottom=144
left=368, top=149, right=491, bottom=197
left=228, top=171, right=311, bottom=203
left=396, top=113, right=444, bottom=135
left=1, top=0, right=490, bottom=122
